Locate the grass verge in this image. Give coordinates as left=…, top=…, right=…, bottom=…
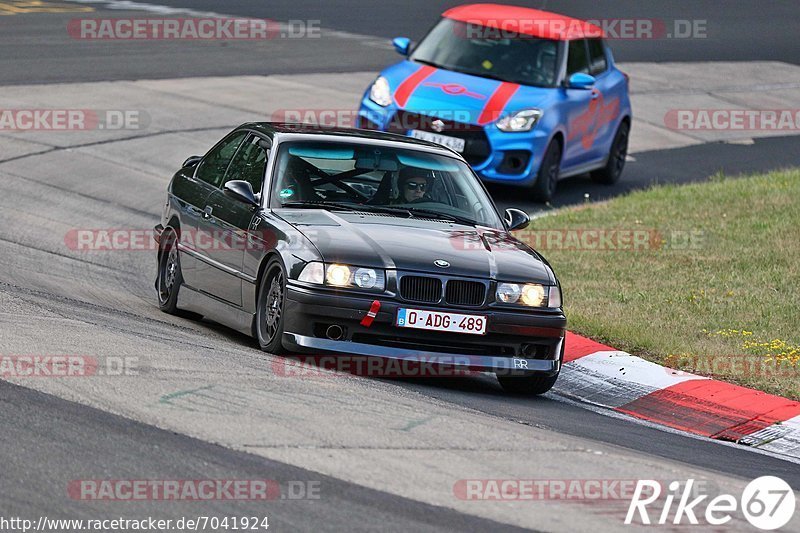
left=522, top=169, right=800, bottom=399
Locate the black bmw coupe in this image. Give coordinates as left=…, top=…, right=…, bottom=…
left=155, top=123, right=566, bottom=394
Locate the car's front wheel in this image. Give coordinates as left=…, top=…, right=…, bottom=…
left=157, top=229, right=182, bottom=314
left=256, top=259, right=288, bottom=353
left=531, top=139, right=561, bottom=202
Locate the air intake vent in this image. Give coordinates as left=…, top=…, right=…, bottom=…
left=445, top=280, right=486, bottom=306
left=400, top=276, right=442, bottom=303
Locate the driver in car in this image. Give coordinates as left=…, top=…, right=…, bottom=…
left=395, top=167, right=433, bottom=203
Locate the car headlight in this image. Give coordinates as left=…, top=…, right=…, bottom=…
left=298, top=262, right=385, bottom=291
left=298, top=262, right=324, bottom=284
left=369, top=76, right=393, bottom=107
left=496, top=109, right=543, bottom=132
left=496, top=282, right=561, bottom=308
left=326, top=264, right=351, bottom=286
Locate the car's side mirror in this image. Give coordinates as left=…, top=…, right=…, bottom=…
left=566, top=72, right=596, bottom=90
left=505, top=208, right=530, bottom=231
left=224, top=180, right=259, bottom=206
left=183, top=155, right=202, bottom=168
left=392, top=36, right=411, bottom=56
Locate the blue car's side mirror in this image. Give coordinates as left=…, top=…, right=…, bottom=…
left=566, top=72, right=596, bottom=90
left=392, top=37, right=411, bottom=56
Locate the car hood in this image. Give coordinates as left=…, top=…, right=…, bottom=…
left=383, top=60, right=556, bottom=125
left=278, top=210, right=554, bottom=284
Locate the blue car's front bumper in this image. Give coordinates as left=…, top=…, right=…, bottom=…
left=358, top=98, right=549, bottom=187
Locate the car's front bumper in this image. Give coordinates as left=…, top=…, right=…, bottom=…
left=358, top=99, right=550, bottom=187
left=282, top=283, right=566, bottom=377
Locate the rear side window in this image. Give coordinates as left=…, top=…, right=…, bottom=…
left=196, top=132, right=247, bottom=188
left=587, top=39, right=607, bottom=75
left=566, top=39, right=590, bottom=75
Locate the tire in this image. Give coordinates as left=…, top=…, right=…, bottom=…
left=591, top=121, right=629, bottom=185
left=255, top=258, right=288, bottom=354
left=497, top=373, right=559, bottom=395
left=531, top=139, right=562, bottom=202
left=156, top=229, right=182, bottom=314
left=497, top=342, right=564, bottom=395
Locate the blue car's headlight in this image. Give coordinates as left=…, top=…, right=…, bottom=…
left=496, top=109, right=543, bottom=132
left=369, top=76, right=393, bottom=107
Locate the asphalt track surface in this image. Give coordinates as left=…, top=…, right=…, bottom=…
left=1, top=1, right=800, bottom=531
left=1, top=0, right=799, bottom=84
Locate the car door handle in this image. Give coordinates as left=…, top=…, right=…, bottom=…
left=202, top=206, right=213, bottom=219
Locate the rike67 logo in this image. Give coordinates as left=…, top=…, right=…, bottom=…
left=626, top=476, right=795, bottom=530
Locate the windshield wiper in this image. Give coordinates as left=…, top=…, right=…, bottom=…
left=412, top=58, right=447, bottom=70
left=405, top=208, right=478, bottom=226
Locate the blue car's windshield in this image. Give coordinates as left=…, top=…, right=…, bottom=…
left=271, top=140, right=505, bottom=229
left=410, top=18, right=559, bottom=88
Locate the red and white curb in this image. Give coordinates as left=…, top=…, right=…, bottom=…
left=560, top=332, right=800, bottom=460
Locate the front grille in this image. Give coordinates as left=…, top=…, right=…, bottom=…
left=445, top=280, right=486, bottom=306
left=388, top=111, right=491, bottom=166
left=399, top=275, right=442, bottom=303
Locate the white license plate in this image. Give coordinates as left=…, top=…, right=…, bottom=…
left=409, top=130, right=466, bottom=152
left=396, top=308, right=486, bottom=335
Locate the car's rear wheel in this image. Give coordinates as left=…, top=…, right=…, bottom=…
left=591, top=121, right=629, bottom=185
left=256, top=259, right=288, bottom=354
left=531, top=139, right=561, bottom=202
left=157, top=229, right=182, bottom=314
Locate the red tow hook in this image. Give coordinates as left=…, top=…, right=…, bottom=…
left=360, top=300, right=381, bottom=327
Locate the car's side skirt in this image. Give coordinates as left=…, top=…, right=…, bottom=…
left=177, top=284, right=255, bottom=337
left=559, top=156, right=608, bottom=179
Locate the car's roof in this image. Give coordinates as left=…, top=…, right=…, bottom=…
left=443, top=3, right=603, bottom=41
left=241, top=122, right=454, bottom=152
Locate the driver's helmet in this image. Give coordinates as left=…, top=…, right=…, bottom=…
left=537, top=43, right=557, bottom=83
left=397, top=166, right=434, bottom=200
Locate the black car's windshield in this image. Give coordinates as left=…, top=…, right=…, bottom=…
left=270, top=140, right=504, bottom=229
left=410, top=18, right=559, bottom=88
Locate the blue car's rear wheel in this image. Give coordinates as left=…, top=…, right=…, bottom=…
left=591, top=122, right=629, bottom=185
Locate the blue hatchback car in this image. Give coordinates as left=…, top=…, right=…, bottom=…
left=358, top=3, right=632, bottom=201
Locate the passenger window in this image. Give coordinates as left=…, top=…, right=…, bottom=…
left=587, top=38, right=607, bottom=75
left=224, top=135, right=269, bottom=195
left=566, top=39, right=590, bottom=76
left=195, top=132, right=247, bottom=188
